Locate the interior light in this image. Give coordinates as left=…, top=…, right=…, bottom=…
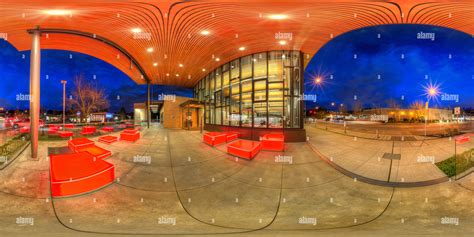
left=279, top=40, right=287, bottom=45
left=202, top=69, right=206, bottom=72
left=179, top=64, right=184, bottom=67
left=147, top=47, right=154, bottom=53
left=268, top=14, right=288, bottom=20
left=153, top=62, right=158, bottom=67
left=131, top=28, right=142, bottom=33
left=215, top=58, right=220, bottom=62
left=43, top=10, right=72, bottom=16
left=201, top=30, right=210, bottom=35
left=176, top=74, right=180, bottom=77
left=239, top=46, right=246, bottom=51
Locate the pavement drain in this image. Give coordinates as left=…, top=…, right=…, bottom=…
left=382, top=153, right=401, bottom=160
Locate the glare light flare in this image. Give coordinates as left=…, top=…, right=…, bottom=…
left=422, top=81, right=442, bottom=100
left=43, top=9, right=72, bottom=16
left=268, top=14, right=288, bottom=20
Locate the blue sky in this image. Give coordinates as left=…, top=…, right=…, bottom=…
left=0, top=43, right=192, bottom=112
left=1, top=24, right=473, bottom=113
left=305, top=24, right=474, bottom=110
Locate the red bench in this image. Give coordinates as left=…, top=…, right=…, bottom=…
left=227, top=140, right=261, bottom=160
left=260, top=133, right=285, bottom=151
left=120, top=129, right=140, bottom=142
left=101, top=126, right=114, bottom=132
left=99, top=135, right=119, bottom=144
left=203, top=132, right=227, bottom=146
left=225, top=132, right=239, bottom=142
left=48, top=126, right=60, bottom=135
left=58, top=131, right=74, bottom=138
left=455, top=135, right=470, bottom=144
left=68, top=138, right=95, bottom=152
left=64, top=124, right=75, bottom=129
left=50, top=152, right=115, bottom=197
left=76, top=144, right=112, bottom=159
left=80, top=126, right=96, bottom=135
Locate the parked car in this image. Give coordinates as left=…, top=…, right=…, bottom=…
left=12, top=118, right=44, bottom=129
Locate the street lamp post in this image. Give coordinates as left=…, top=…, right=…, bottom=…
left=61, top=80, right=67, bottom=129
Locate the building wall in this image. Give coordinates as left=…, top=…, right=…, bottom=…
left=161, top=96, right=193, bottom=129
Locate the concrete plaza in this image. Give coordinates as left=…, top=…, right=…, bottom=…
left=0, top=125, right=473, bottom=236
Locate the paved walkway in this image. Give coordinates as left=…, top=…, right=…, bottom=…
left=0, top=125, right=473, bottom=236
left=306, top=126, right=473, bottom=183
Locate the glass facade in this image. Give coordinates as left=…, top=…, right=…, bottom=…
left=194, top=50, right=303, bottom=129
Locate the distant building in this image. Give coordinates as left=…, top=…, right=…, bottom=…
left=361, top=108, right=453, bottom=122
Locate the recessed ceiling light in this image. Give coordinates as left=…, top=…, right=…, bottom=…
left=131, top=28, right=142, bottom=33
left=153, top=62, right=158, bottom=67
left=202, top=68, right=206, bottom=72
left=166, top=73, right=170, bottom=77
left=147, top=47, right=154, bottom=53
left=176, top=74, right=179, bottom=77
left=279, top=40, right=287, bottom=45
left=200, top=30, right=210, bottom=35
left=239, top=46, right=246, bottom=51
left=179, top=64, right=184, bottom=67
left=215, top=58, right=220, bottom=62
left=43, top=9, right=72, bottom=16
left=268, top=14, right=288, bottom=20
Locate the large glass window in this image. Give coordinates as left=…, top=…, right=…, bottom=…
left=194, top=50, right=303, bottom=129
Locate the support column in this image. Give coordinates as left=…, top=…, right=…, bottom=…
left=29, top=29, right=41, bottom=159
left=146, top=82, right=150, bottom=128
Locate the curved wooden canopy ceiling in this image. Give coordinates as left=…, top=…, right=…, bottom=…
left=0, top=0, right=472, bottom=87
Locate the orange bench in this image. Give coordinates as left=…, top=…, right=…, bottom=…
left=68, top=138, right=95, bottom=152
left=58, top=131, right=74, bottom=138
left=120, top=129, right=140, bottom=142
left=80, top=126, right=96, bottom=135
left=203, top=132, right=227, bottom=146
left=101, top=126, right=114, bottom=132
left=50, top=152, right=115, bottom=197
left=260, top=133, right=285, bottom=151
left=225, top=132, right=240, bottom=142
left=227, top=140, right=261, bottom=160
left=76, top=144, right=112, bottom=159
left=99, top=135, right=119, bottom=144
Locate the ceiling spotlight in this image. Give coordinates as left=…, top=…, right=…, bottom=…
left=176, top=74, right=180, bottom=77
left=179, top=64, right=184, bottom=67
left=147, top=47, right=154, bottom=53
left=279, top=40, right=287, bottom=45
left=268, top=14, right=288, bottom=20
left=200, top=30, right=210, bottom=35
left=239, top=46, right=246, bottom=51
left=131, top=28, right=142, bottom=33
left=43, top=9, right=72, bottom=16
left=215, top=58, right=220, bottom=62
left=202, top=68, right=206, bottom=72
left=153, top=62, right=158, bottom=67
left=166, top=73, right=170, bottom=77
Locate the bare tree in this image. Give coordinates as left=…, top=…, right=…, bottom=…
left=68, top=75, right=109, bottom=122
left=387, top=98, right=400, bottom=109
left=410, top=100, right=425, bottom=121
